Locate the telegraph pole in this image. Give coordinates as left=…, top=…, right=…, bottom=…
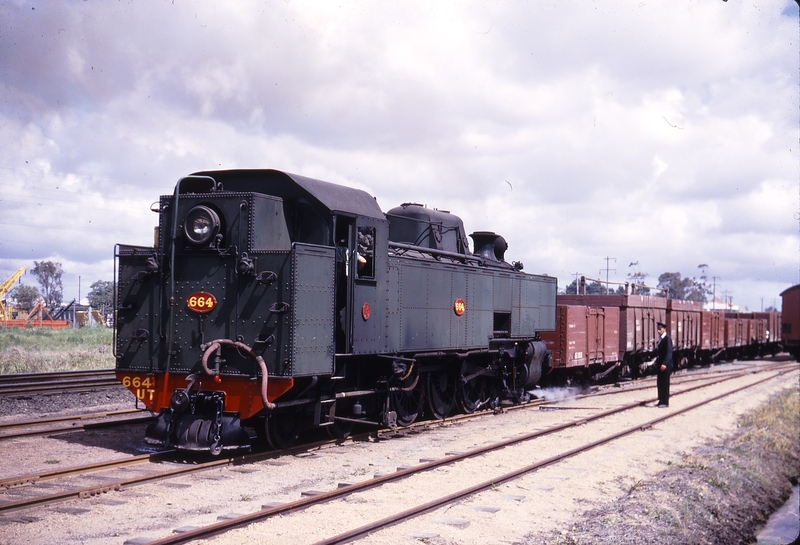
left=572, top=272, right=582, bottom=294
left=600, top=257, right=616, bottom=294
left=711, top=276, right=720, bottom=310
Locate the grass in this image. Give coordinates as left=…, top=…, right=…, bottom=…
left=0, top=326, right=115, bottom=374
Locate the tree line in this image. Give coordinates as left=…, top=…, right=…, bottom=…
left=7, top=260, right=113, bottom=312
left=563, top=265, right=712, bottom=303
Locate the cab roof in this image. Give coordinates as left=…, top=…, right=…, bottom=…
left=188, top=169, right=385, bottom=220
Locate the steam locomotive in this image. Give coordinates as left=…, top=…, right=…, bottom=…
left=114, top=169, right=557, bottom=454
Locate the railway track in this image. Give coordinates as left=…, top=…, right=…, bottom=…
left=571, top=360, right=786, bottom=400
left=0, top=428, right=346, bottom=514
left=0, top=409, right=153, bottom=441
left=1, top=359, right=794, bottom=544
left=0, top=369, right=121, bottom=397
left=137, top=361, right=799, bottom=545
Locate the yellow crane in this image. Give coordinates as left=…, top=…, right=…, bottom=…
left=0, top=267, right=26, bottom=321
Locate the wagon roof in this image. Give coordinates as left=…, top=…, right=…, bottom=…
left=557, top=294, right=668, bottom=309
left=190, top=168, right=385, bottom=220
left=780, top=283, right=800, bottom=297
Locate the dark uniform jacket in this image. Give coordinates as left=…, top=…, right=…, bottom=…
left=656, top=332, right=674, bottom=373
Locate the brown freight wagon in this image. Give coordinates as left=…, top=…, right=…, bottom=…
left=727, top=312, right=773, bottom=359
left=752, top=311, right=781, bottom=346
left=753, top=311, right=783, bottom=356
left=699, top=310, right=725, bottom=360
left=781, top=284, right=800, bottom=359
left=769, top=311, right=780, bottom=343
left=666, top=299, right=702, bottom=364
left=724, top=313, right=745, bottom=351
left=749, top=314, right=767, bottom=344
left=742, top=312, right=777, bottom=358
left=540, top=305, right=620, bottom=370
left=557, top=294, right=667, bottom=369
left=734, top=313, right=754, bottom=343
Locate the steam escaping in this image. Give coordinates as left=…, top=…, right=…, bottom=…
left=530, top=386, right=584, bottom=402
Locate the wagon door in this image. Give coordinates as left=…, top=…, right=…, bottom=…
left=587, top=307, right=602, bottom=365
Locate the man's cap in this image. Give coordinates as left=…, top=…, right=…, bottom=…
left=657, top=322, right=666, bottom=329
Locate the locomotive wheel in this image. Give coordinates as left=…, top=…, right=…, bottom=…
left=326, top=402, right=355, bottom=440
left=457, top=374, right=491, bottom=414
left=391, top=388, right=423, bottom=426
left=265, top=413, right=300, bottom=450
left=390, top=371, right=423, bottom=427
left=327, top=419, right=355, bottom=440
left=426, top=370, right=456, bottom=419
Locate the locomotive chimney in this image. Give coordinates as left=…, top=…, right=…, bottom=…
left=470, top=231, right=508, bottom=262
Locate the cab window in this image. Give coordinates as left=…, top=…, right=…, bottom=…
left=356, top=226, right=375, bottom=279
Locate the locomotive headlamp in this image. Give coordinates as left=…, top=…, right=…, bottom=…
left=184, top=205, right=220, bottom=246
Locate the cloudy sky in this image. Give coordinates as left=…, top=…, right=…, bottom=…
left=0, top=0, right=797, bottom=312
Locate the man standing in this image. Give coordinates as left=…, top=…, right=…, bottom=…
left=655, top=321, right=673, bottom=407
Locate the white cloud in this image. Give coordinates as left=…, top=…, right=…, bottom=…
left=0, top=0, right=797, bottom=310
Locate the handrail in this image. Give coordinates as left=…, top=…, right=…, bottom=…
left=388, top=241, right=484, bottom=265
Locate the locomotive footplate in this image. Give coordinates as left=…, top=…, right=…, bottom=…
left=145, top=388, right=251, bottom=454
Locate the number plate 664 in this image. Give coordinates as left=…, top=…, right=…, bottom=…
left=186, top=291, right=217, bottom=314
